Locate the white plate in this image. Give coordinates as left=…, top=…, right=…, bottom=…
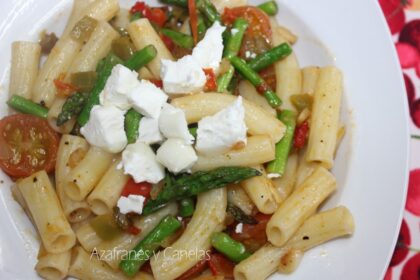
left=0, top=0, right=410, bottom=279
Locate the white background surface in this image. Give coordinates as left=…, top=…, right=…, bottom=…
left=0, top=0, right=410, bottom=279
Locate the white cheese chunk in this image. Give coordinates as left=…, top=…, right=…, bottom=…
left=192, top=21, right=226, bottom=72
left=138, top=117, right=164, bottom=144
left=117, top=194, right=146, bottom=215
left=122, top=141, right=165, bottom=184
left=159, top=103, right=194, bottom=144
left=196, top=96, right=247, bottom=155
left=80, top=105, right=127, bottom=153
left=156, top=138, right=198, bottom=174
left=99, top=64, right=140, bottom=110
left=128, top=80, right=168, bottom=118
left=160, top=55, right=206, bottom=94
left=235, top=223, right=243, bottom=233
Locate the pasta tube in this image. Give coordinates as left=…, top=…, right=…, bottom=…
left=150, top=188, right=227, bottom=280
left=171, top=93, right=285, bottom=143
left=238, top=80, right=276, bottom=116
left=272, top=21, right=302, bottom=112
left=128, top=18, right=174, bottom=78
left=266, top=166, right=336, bottom=246
left=193, top=135, right=275, bottom=171
left=306, top=66, right=343, bottom=169
left=301, top=66, right=319, bottom=96
left=55, top=135, right=91, bottom=223
left=234, top=206, right=354, bottom=280
left=241, top=165, right=279, bottom=214
left=35, top=247, right=71, bottom=280
left=87, top=159, right=130, bottom=215
left=272, top=152, right=298, bottom=202
left=17, top=171, right=76, bottom=253
left=9, top=41, right=41, bottom=99
left=65, top=147, right=114, bottom=201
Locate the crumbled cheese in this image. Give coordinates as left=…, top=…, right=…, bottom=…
left=267, top=173, right=281, bottom=179
left=156, top=138, right=198, bottom=174
left=159, top=103, right=194, bottom=144
left=122, top=141, right=165, bottom=184
left=192, top=21, right=226, bottom=72
left=196, top=96, right=247, bottom=155
left=160, top=55, right=206, bottom=94
left=231, top=28, right=239, bottom=35
left=138, top=117, right=164, bottom=144
left=99, top=64, right=139, bottom=110
left=128, top=80, right=168, bottom=118
left=235, top=223, right=243, bottom=233
left=80, top=105, right=127, bottom=153
left=117, top=194, right=146, bottom=215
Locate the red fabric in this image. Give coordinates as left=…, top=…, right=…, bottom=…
left=379, top=1, right=420, bottom=279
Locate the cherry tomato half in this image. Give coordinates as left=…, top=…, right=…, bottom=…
left=0, top=114, right=59, bottom=178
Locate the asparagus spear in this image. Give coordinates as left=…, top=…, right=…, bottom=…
left=229, top=56, right=281, bottom=108
left=7, top=95, right=48, bottom=119
left=161, top=28, right=194, bottom=49
left=211, top=232, right=251, bottom=262
left=197, top=0, right=220, bottom=24
left=266, top=110, right=296, bottom=177
left=257, top=0, right=278, bottom=16
left=125, top=109, right=143, bottom=144
left=217, top=65, right=235, bottom=93
left=247, top=43, right=292, bottom=72
left=119, top=215, right=182, bottom=277
left=179, top=198, right=195, bottom=217
left=227, top=204, right=257, bottom=224
left=56, top=92, right=88, bottom=126
left=143, top=167, right=261, bottom=215
left=223, top=18, right=249, bottom=58
left=160, top=0, right=188, bottom=8
left=123, top=45, right=157, bottom=71
left=77, top=53, right=123, bottom=126
left=188, top=126, right=198, bottom=138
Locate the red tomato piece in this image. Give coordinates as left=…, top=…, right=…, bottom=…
left=160, top=33, right=175, bottom=52
left=121, top=179, right=152, bottom=199
left=229, top=213, right=271, bottom=252
left=203, top=68, right=217, bottom=91
left=0, top=114, right=59, bottom=178
left=293, top=121, right=309, bottom=149
left=149, top=79, right=164, bottom=89
left=208, top=253, right=235, bottom=279
left=130, top=1, right=168, bottom=27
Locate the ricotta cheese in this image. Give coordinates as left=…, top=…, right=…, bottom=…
left=159, top=103, right=194, bottom=144
left=122, top=141, right=165, bottom=184
left=138, top=117, right=164, bottom=144
left=128, top=79, right=168, bottom=118
left=99, top=64, right=139, bottom=110
left=156, top=138, right=198, bottom=174
left=80, top=105, right=127, bottom=153
left=117, top=194, right=146, bottom=215
left=196, top=96, right=247, bottom=155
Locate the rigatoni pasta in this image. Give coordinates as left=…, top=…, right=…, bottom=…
left=9, top=41, right=41, bottom=99
left=2, top=0, right=354, bottom=279
left=17, top=171, right=76, bottom=253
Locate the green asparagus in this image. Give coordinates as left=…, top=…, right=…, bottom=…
left=160, top=0, right=188, bottom=8
left=7, top=95, right=48, bottom=119
left=179, top=198, right=195, bottom=217
left=197, top=0, right=220, bottom=24
left=247, top=43, right=292, bottom=72
left=227, top=204, right=257, bottom=224
left=217, top=65, right=235, bottom=93
left=229, top=56, right=281, bottom=108
left=77, top=53, right=123, bottom=126
left=119, top=215, right=182, bottom=277
left=143, top=167, right=262, bottom=215
left=188, top=126, right=198, bottom=138
left=223, top=18, right=249, bottom=58
left=257, top=0, right=278, bottom=16
left=211, top=232, right=251, bottom=262
left=266, top=110, right=296, bottom=176
left=57, top=92, right=88, bottom=126
left=161, top=28, right=194, bottom=49
left=197, top=15, right=207, bottom=39
left=124, top=45, right=157, bottom=71
left=125, top=109, right=143, bottom=144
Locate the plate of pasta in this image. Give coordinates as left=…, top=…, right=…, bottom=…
left=0, top=0, right=409, bottom=279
